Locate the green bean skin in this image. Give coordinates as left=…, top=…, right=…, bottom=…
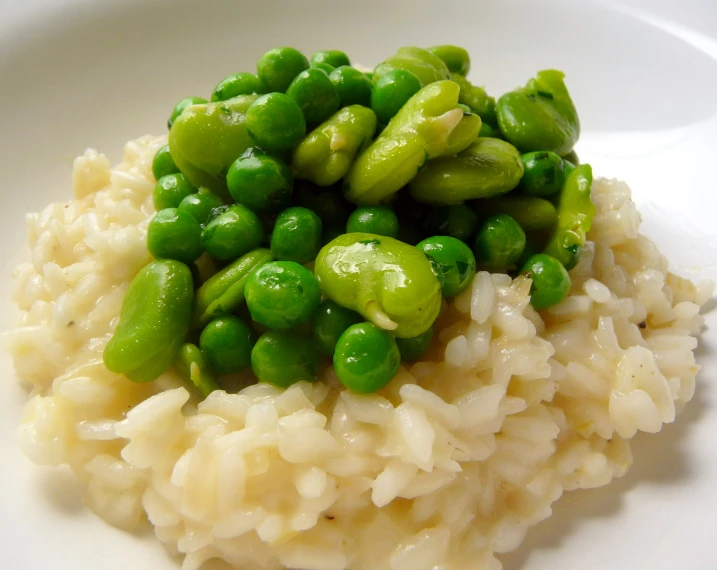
left=292, top=105, right=377, bottom=186
left=497, top=70, right=580, bottom=156
left=345, top=80, right=482, bottom=205
left=373, top=46, right=451, bottom=86
left=474, top=196, right=558, bottom=232
left=428, top=45, right=470, bottom=76
left=315, top=233, right=442, bottom=338
left=168, top=95, right=258, bottom=196
left=410, top=137, right=523, bottom=203
left=451, top=74, right=497, bottom=125
left=542, top=163, right=595, bottom=270
left=104, top=260, right=193, bottom=382
left=193, top=248, right=274, bottom=328
left=176, top=343, right=220, bottom=398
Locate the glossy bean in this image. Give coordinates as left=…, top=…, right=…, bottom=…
left=451, top=74, right=497, bottom=125
left=373, top=46, right=451, bottom=86
left=176, top=343, right=219, bottom=398
left=429, top=45, right=470, bottom=76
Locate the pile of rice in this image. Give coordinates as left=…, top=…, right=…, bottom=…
left=9, top=135, right=713, bottom=570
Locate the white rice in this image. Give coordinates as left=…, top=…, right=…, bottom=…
left=8, top=135, right=711, bottom=570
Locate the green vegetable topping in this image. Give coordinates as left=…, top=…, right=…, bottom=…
left=251, top=330, right=319, bottom=387
left=244, top=261, right=321, bottom=329
left=199, top=315, right=255, bottom=374
left=168, top=96, right=208, bottom=129
left=313, top=299, right=362, bottom=356
left=521, top=253, right=571, bottom=309
left=246, top=93, right=307, bottom=153
left=256, top=47, right=310, bottom=93
left=416, top=236, right=476, bottom=297
left=178, top=188, right=224, bottom=224
left=227, top=147, right=293, bottom=212
left=371, top=69, right=422, bottom=125
left=334, top=322, right=401, bottom=393
left=153, top=173, right=195, bottom=211
left=423, top=204, right=478, bottom=243
left=286, top=68, right=341, bottom=125
left=428, top=45, right=470, bottom=76
left=212, top=72, right=265, bottom=102
left=270, top=207, right=323, bottom=264
left=201, top=204, right=265, bottom=261
left=474, top=214, right=526, bottom=269
left=152, top=145, right=180, bottom=181
left=310, top=50, right=351, bottom=69
left=519, top=151, right=566, bottom=196
left=329, top=66, right=373, bottom=107
left=346, top=206, right=399, bottom=238
left=147, top=208, right=204, bottom=264
left=176, top=343, right=220, bottom=398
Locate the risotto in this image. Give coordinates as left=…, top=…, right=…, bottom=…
left=8, top=43, right=714, bottom=570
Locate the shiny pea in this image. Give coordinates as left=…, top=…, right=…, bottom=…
left=370, top=69, right=422, bottom=125
left=312, top=298, right=362, bottom=356
left=474, top=214, right=526, bottom=269
left=416, top=236, right=476, bottom=297
left=201, top=204, right=264, bottom=261
left=199, top=315, right=254, bottom=374
left=346, top=206, right=399, bottom=238
left=152, top=145, right=180, bottom=181
left=333, top=322, right=401, bottom=394
left=227, top=147, right=292, bottom=212
left=212, top=72, right=265, bottom=102
left=270, top=207, right=323, bottom=264
left=329, top=66, right=373, bottom=107
left=395, top=326, right=434, bottom=362
left=519, top=151, right=565, bottom=196
left=178, top=188, right=224, bottom=224
left=147, top=208, right=203, bottom=264
left=310, top=50, right=350, bottom=69
left=521, top=253, right=571, bottom=309
left=256, top=47, right=310, bottom=93
left=286, top=68, right=341, bottom=125
left=251, top=330, right=319, bottom=387
left=246, top=93, right=306, bottom=153
left=312, top=62, right=335, bottom=74
left=168, top=96, right=208, bottom=129
left=244, top=261, right=321, bottom=329
left=428, top=45, right=470, bottom=76
left=153, top=173, right=195, bottom=211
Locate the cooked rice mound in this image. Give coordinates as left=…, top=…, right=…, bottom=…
left=10, top=136, right=713, bottom=570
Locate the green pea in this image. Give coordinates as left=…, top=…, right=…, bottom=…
left=313, top=299, right=362, bottom=356
left=256, top=47, right=310, bottom=93
left=410, top=137, right=523, bottom=204
left=292, top=105, right=378, bottom=187
left=246, top=93, right=306, bottom=153
left=519, top=151, right=565, bottom=196
left=370, top=69, right=422, bottom=125
left=147, top=208, right=203, bottom=264
left=286, top=68, right=341, bottom=125
left=521, top=253, right=571, bottom=310
left=270, top=207, right=323, bottom=264
left=152, top=145, right=180, bottom=181
left=176, top=343, right=219, bottom=398
left=193, top=248, right=273, bottom=328
left=312, top=62, right=335, bottom=74
left=333, top=322, right=400, bottom=393
left=315, top=233, right=441, bottom=338
left=416, top=236, right=476, bottom=297
left=211, top=72, right=265, bottom=102
left=311, top=50, right=351, bottom=69
left=329, top=66, right=373, bottom=107
left=346, top=206, right=399, bottom=238
left=474, top=214, right=526, bottom=269
left=227, top=147, right=292, bottom=212
left=293, top=181, right=353, bottom=228
left=153, top=173, right=195, bottom=211
left=451, top=74, right=497, bottom=126
left=423, top=204, right=478, bottom=243
left=168, top=95, right=258, bottom=195
left=345, top=81, right=481, bottom=205
left=395, top=326, right=434, bottom=362
left=244, top=261, right=321, bottom=329
left=373, top=46, right=451, bottom=86
left=475, top=196, right=558, bottom=233
left=202, top=204, right=264, bottom=261
left=496, top=69, right=580, bottom=156
left=251, top=330, right=319, bottom=387
left=168, top=96, right=208, bottom=129
left=199, top=315, right=254, bottom=374
left=428, top=45, right=470, bottom=76
left=178, top=188, right=224, bottom=224
left=104, top=260, right=193, bottom=382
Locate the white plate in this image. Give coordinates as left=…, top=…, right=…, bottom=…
left=1, top=1, right=716, bottom=569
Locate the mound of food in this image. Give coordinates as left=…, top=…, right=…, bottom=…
left=10, top=45, right=712, bottom=570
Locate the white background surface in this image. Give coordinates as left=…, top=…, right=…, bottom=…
left=0, top=1, right=716, bottom=569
